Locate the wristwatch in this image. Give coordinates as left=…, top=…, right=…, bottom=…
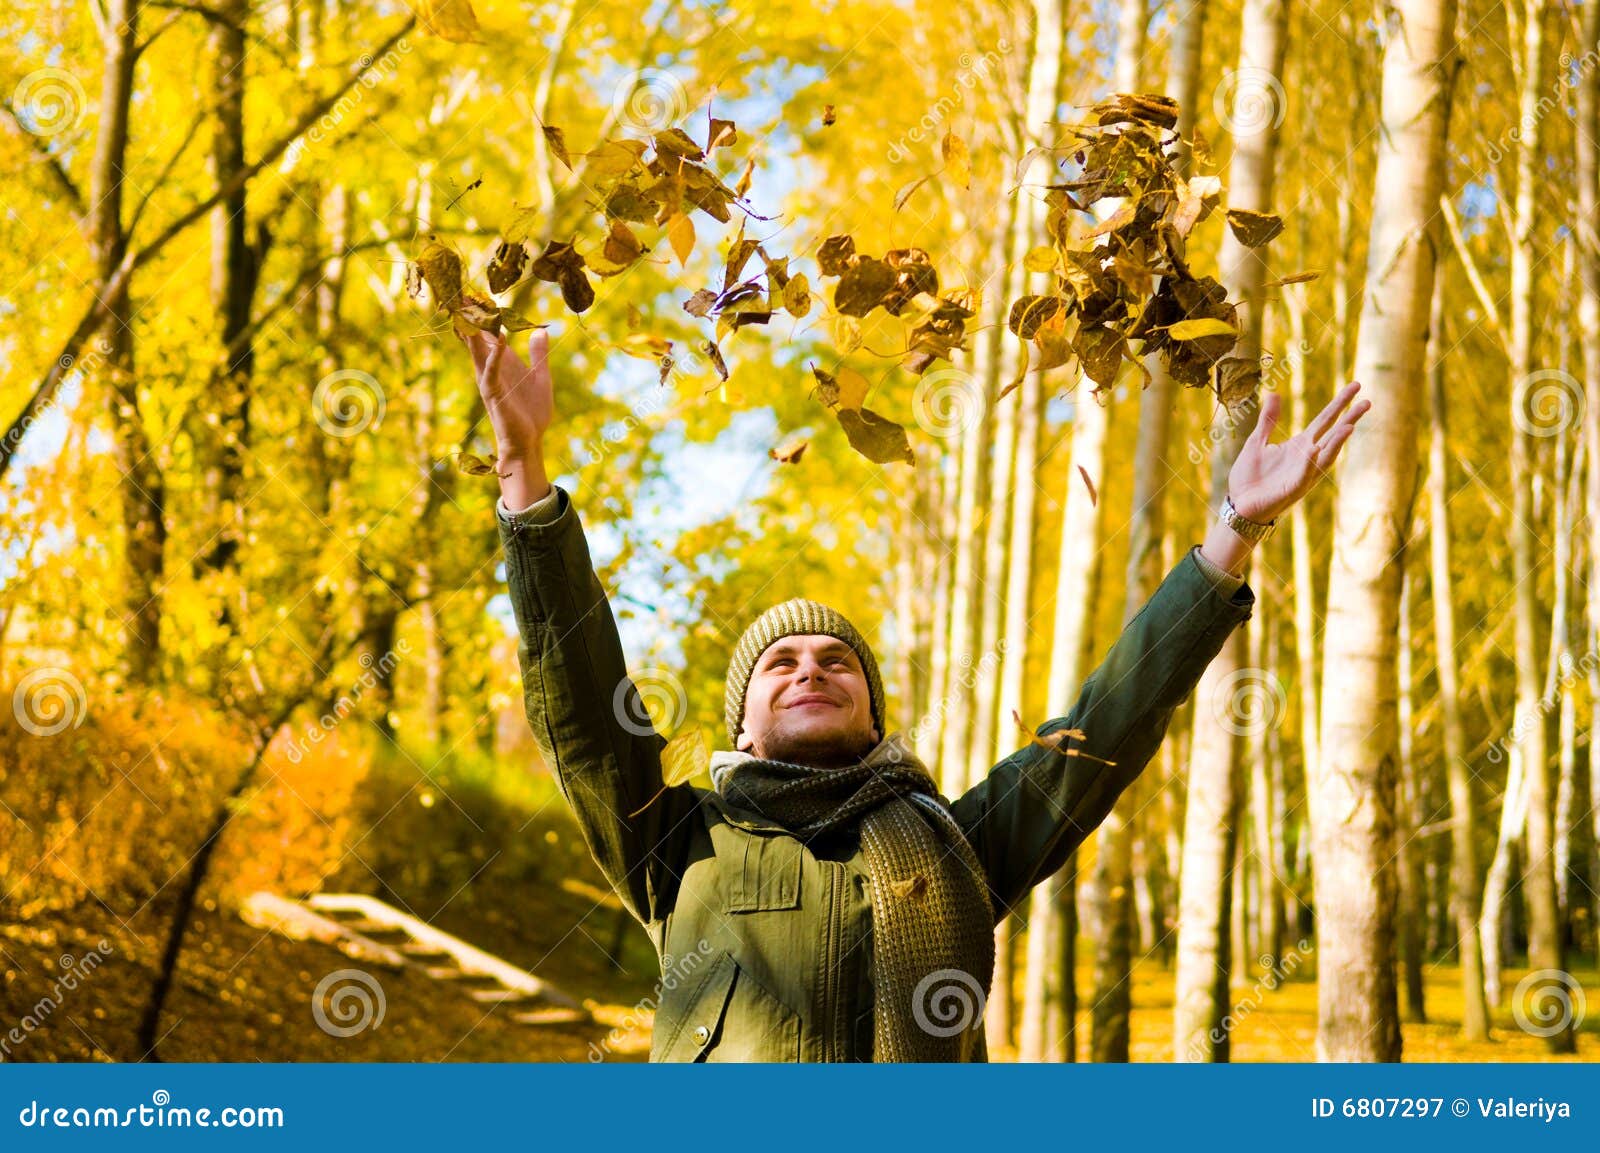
left=1221, top=494, right=1277, bottom=544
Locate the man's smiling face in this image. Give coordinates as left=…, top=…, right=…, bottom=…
left=735, top=634, right=879, bottom=767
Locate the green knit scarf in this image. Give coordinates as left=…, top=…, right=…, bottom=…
left=710, top=732, right=995, bottom=1061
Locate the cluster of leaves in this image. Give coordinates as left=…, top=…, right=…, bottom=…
left=1006, top=93, right=1309, bottom=409
left=413, top=91, right=1309, bottom=470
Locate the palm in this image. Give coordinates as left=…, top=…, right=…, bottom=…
left=467, top=329, right=554, bottom=459
left=1228, top=382, right=1370, bottom=522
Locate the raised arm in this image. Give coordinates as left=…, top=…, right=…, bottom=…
left=952, top=381, right=1371, bottom=919
left=472, top=330, right=698, bottom=928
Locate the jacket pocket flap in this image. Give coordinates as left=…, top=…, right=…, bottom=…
left=725, top=834, right=803, bottom=912
left=654, top=951, right=737, bottom=1061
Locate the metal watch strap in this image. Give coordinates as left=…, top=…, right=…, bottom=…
left=1222, top=494, right=1276, bottom=543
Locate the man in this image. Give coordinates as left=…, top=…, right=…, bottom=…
left=468, top=328, right=1368, bottom=1062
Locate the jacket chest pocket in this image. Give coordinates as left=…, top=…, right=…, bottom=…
left=724, top=834, right=803, bottom=913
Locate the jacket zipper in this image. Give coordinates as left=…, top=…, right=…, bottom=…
left=823, top=860, right=844, bottom=1061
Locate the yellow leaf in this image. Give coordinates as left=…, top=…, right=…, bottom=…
left=835, top=366, right=870, bottom=410
left=1167, top=318, right=1239, bottom=340
left=1023, top=246, right=1058, bottom=274
left=660, top=728, right=709, bottom=787
left=408, top=0, right=479, bottom=42
left=667, top=213, right=695, bottom=266
left=941, top=130, right=970, bottom=189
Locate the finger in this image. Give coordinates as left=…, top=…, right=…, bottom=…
left=1313, top=423, right=1356, bottom=471
left=1250, top=389, right=1281, bottom=445
left=483, top=333, right=504, bottom=386
left=529, top=327, right=550, bottom=378
left=1307, top=381, right=1361, bottom=442
left=466, top=330, right=489, bottom=374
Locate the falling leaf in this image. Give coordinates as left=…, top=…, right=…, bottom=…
left=667, top=213, right=695, bottom=266
left=835, top=366, right=870, bottom=411
left=453, top=452, right=498, bottom=476
left=1263, top=270, right=1322, bottom=287
left=817, top=234, right=856, bottom=276
left=1077, top=464, right=1098, bottom=506
left=836, top=406, right=914, bottom=465
left=417, top=238, right=464, bottom=313
left=1011, top=710, right=1117, bottom=764
left=602, top=219, right=644, bottom=266
left=889, top=874, right=929, bottom=900
left=707, top=117, right=737, bottom=151
left=834, top=257, right=896, bottom=316
left=1226, top=208, right=1284, bottom=247
left=782, top=273, right=812, bottom=318
left=893, top=172, right=937, bottom=212
left=942, top=130, right=970, bottom=189
left=703, top=339, right=728, bottom=381
left=769, top=438, right=809, bottom=464
left=407, top=0, right=479, bottom=43
left=628, top=729, right=709, bottom=816
left=558, top=268, right=594, bottom=312
left=543, top=125, right=571, bottom=170
left=1023, top=246, right=1058, bottom=274
left=822, top=105, right=836, bottom=127
left=1167, top=317, right=1239, bottom=340
left=682, top=288, right=717, bottom=318
left=1007, top=295, right=1068, bottom=340
left=486, top=241, right=527, bottom=293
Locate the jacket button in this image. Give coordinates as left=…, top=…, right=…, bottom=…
left=692, top=1025, right=711, bottom=1046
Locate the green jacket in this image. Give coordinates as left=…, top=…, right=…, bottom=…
left=498, top=486, right=1255, bottom=1062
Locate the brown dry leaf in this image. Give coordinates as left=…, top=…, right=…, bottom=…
left=486, top=241, right=527, bottom=294
left=769, top=438, right=809, bottom=464
left=543, top=125, right=571, bottom=170
left=707, top=117, right=738, bottom=152
left=1263, top=270, right=1322, bottom=287
left=1226, top=208, right=1284, bottom=247
left=1077, top=464, right=1098, bottom=507
left=1011, top=710, right=1117, bottom=765
left=836, top=406, right=914, bottom=465
left=417, top=238, right=464, bottom=313
left=834, top=257, right=896, bottom=316
left=942, top=130, right=970, bottom=189
left=889, top=875, right=928, bottom=900
left=817, top=234, right=856, bottom=276
left=682, top=288, right=717, bottom=318
left=822, top=104, right=837, bottom=126
left=703, top=339, right=729, bottom=381
left=893, top=172, right=937, bottom=213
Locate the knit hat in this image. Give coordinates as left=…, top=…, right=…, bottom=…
left=724, top=598, right=886, bottom=748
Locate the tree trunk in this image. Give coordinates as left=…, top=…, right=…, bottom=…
left=1426, top=276, right=1491, bottom=1040
left=1174, top=0, right=1284, bottom=1063
left=1506, top=0, right=1572, bottom=1054
left=1397, top=570, right=1428, bottom=1021
left=1311, top=0, right=1457, bottom=1062
left=91, top=0, right=165, bottom=684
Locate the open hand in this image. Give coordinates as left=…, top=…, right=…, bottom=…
left=1228, top=382, right=1370, bottom=522
left=465, top=328, right=555, bottom=463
